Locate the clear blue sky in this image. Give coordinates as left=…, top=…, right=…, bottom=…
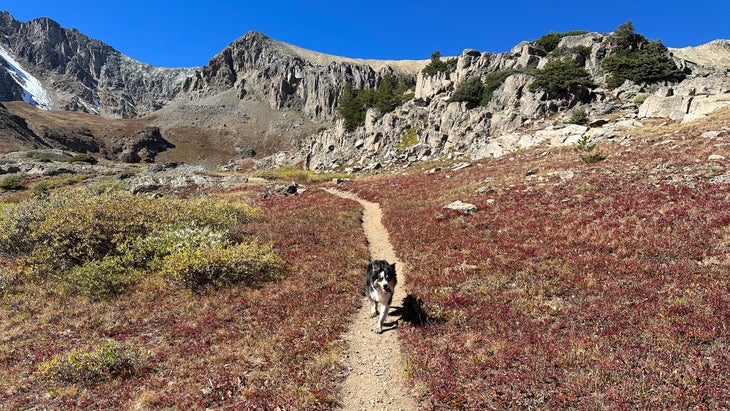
left=3, top=1, right=729, bottom=68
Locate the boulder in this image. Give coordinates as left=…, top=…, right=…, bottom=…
left=444, top=200, right=478, bottom=214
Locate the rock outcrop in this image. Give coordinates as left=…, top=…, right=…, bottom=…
left=182, top=31, right=424, bottom=122
left=638, top=72, right=730, bottom=123
left=260, top=32, right=730, bottom=171
left=2, top=11, right=730, bottom=172
left=0, top=11, right=194, bottom=118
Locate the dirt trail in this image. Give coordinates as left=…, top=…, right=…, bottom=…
left=323, top=188, right=418, bottom=411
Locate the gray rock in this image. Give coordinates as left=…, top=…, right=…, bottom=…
left=444, top=200, right=478, bottom=214
left=0, top=13, right=193, bottom=118
left=638, top=72, right=730, bottom=122
left=709, top=175, right=730, bottom=184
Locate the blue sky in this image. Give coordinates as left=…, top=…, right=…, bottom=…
left=3, top=1, right=729, bottom=68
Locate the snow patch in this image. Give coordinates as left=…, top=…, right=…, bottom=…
left=0, top=44, right=53, bottom=110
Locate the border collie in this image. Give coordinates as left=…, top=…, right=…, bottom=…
left=365, top=260, right=397, bottom=333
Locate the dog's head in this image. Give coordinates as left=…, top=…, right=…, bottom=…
left=370, top=260, right=397, bottom=295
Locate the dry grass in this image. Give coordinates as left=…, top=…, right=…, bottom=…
left=347, top=110, right=730, bottom=409
left=1, top=106, right=729, bottom=409
left=0, top=189, right=367, bottom=409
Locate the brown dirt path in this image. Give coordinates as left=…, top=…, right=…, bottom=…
left=323, top=188, right=419, bottom=411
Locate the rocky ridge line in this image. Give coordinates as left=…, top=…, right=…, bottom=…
left=258, top=32, right=730, bottom=171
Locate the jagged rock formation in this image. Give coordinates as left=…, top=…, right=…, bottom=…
left=1, top=10, right=729, bottom=171
left=0, top=11, right=194, bottom=118
left=638, top=72, right=730, bottom=123
left=259, top=32, right=730, bottom=171
left=182, top=31, right=424, bottom=122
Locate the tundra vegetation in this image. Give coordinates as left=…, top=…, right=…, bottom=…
left=0, top=185, right=367, bottom=409
left=1, top=25, right=728, bottom=411
left=349, top=109, right=730, bottom=409
left=1, top=112, right=729, bottom=409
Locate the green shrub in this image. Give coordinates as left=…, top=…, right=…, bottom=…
left=481, top=69, right=517, bottom=105
left=160, top=241, right=283, bottom=292
left=601, top=21, right=685, bottom=89
left=421, top=51, right=457, bottom=76
left=251, top=165, right=352, bottom=184
left=125, top=224, right=229, bottom=270
left=0, top=176, right=23, bottom=191
left=566, top=107, right=589, bottom=125
left=574, top=135, right=607, bottom=163
left=68, top=257, right=141, bottom=300
left=528, top=58, right=594, bottom=99
left=69, top=154, right=98, bottom=164
left=533, top=30, right=589, bottom=53
left=0, top=189, right=260, bottom=291
left=336, top=83, right=367, bottom=132
left=337, top=74, right=414, bottom=131
left=447, top=69, right=519, bottom=108
left=36, top=340, right=136, bottom=384
left=449, top=77, right=484, bottom=106
left=171, top=197, right=258, bottom=230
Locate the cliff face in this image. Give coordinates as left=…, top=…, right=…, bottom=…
left=260, top=33, right=730, bottom=171
left=2, top=11, right=729, bottom=169
left=182, top=31, right=423, bottom=122
left=0, top=11, right=193, bottom=118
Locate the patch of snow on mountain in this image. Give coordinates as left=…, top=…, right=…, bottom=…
left=0, top=45, right=53, bottom=110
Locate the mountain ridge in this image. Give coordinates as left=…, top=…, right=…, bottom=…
left=1, top=11, right=730, bottom=169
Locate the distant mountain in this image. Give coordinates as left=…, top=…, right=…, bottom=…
left=0, top=11, right=193, bottom=119
left=0, top=12, right=424, bottom=165
left=0, top=10, right=729, bottom=170
left=670, top=40, right=730, bottom=70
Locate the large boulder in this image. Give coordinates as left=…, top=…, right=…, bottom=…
left=638, top=72, right=730, bottom=122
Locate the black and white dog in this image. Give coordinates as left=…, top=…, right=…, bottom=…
left=365, top=260, right=397, bottom=333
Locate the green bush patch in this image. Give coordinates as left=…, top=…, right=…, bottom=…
left=36, top=340, right=137, bottom=384
left=160, top=241, right=283, bottom=292
left=602, top=21, right=685, bottom=88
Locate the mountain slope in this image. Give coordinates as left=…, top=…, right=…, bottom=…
left=0, top=11, right=193, bottom=118
left=1, top=12, right=730, bottom=171
left=267, top=31, right=730, bottom=172
left=670, top=40, right=730, bottom=70
left=181, top=30, right=425, bottom=122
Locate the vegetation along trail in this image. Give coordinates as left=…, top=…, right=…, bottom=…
left=323, top=188, right=418, bottom=410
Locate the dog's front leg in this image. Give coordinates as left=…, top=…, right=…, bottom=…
left=377, top=302, right=389, bottom=333
left=369, top=298, right=378, bottom=317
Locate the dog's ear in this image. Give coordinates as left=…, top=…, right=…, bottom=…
left=390, top=262, right=396, bottom=270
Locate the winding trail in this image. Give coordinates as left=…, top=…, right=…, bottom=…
left=323, top=188, right=418, bottom=411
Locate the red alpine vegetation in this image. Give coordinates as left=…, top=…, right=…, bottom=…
left=348, top=113, right=730, bottom=409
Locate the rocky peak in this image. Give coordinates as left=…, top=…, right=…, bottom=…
left=183, top=30, right=422, bottom=121
left=0, top=13, right=194, bottom=118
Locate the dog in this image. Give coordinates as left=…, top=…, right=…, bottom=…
left=365, top=260, right=397, bottom=333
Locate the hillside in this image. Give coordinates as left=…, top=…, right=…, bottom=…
left=670, top=40, right=730, bottom=70
left=1, top=94, right=728, bottom=409
left=2, top=13, right=730, bottom=172
left=0, top=12, right=427, bottom=166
